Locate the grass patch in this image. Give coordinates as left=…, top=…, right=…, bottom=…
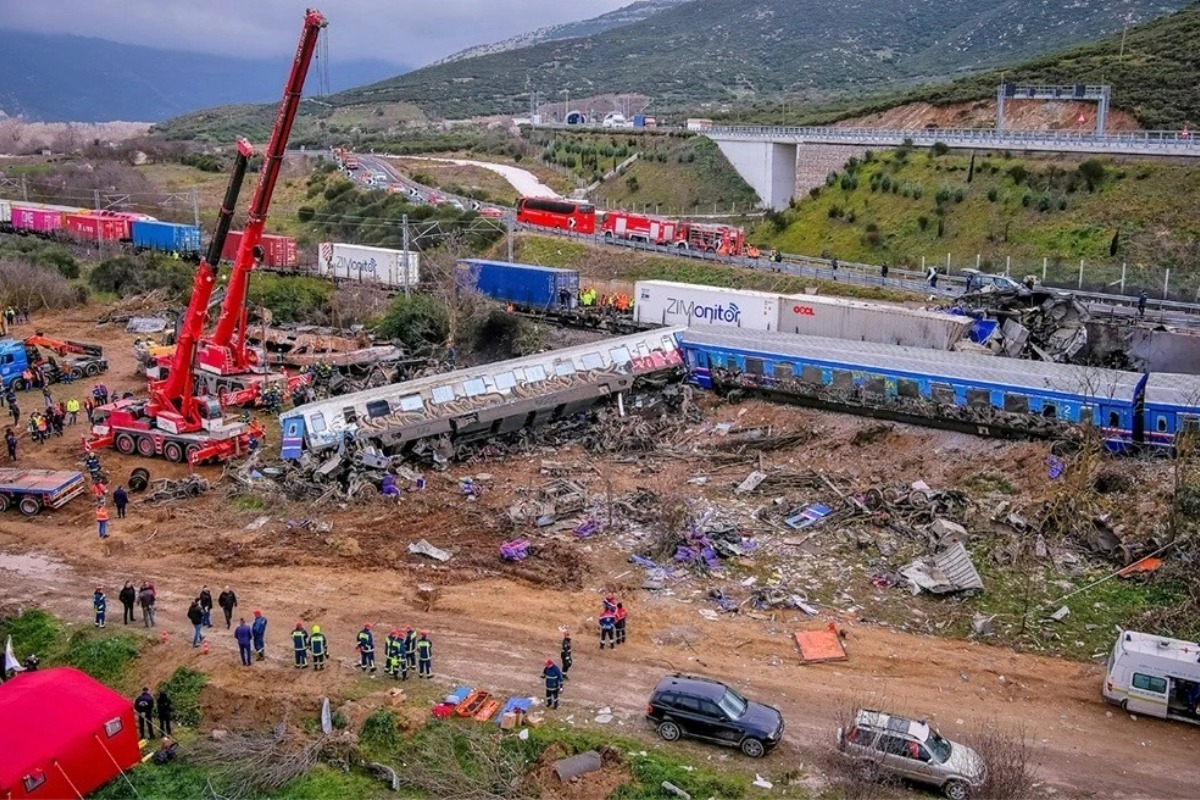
left=0, top=609, right=142, bottom=690
left=160, top=666, right=209, bottom=728
left=91, top=762, right=389, bottom=800
left=962, top=472, right=1017, bottom=495
left=233, top=495, right=269, bottom=511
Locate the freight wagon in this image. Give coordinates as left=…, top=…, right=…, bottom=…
left=457, top=259, right=580, bottom=309
left=0, top=199, right=10, bottom=229
left=634, top=280, right=781, bottom=331
left=778, top=294, right=972, bottom=350
left=63, top=211, right=149, bottom=242
left=10, top=204, right=74, bottom=235
left=318, top=242, right=420, bottom=288
left=221, top=230, right=299, bottom=269
left=130, top=220, right=202, bottom=257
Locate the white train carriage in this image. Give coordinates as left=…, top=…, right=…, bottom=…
left=280, top=327, right=686, bottom=457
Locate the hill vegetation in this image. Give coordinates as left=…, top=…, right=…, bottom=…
left=754, top=146, right=1200, bottom=296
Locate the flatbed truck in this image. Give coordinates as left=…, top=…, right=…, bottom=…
left=0, top=467, right=87, bottom=516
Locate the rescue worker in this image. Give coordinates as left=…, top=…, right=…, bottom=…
left=602, top=594, right=617, bottom=614
left=926, top=265, right=938, bottom=288
left=310, top=625, right=328, bottom=671
left=3, top=427, right=14, bottom=462
left=134, top=687, right=155, bottom=739
left=416, top=631, right=433, bottom=679
left=93, top=586, right=107, bottom=628
left=113, top=485, right=128, bottom=518
left=199, top=586, right=214, bottom=628
left=599, top=608, right=616, bottom=649
left=385, top=629, right=401, bottom=679
left=119, top=581, right=136, bottom=624
left=96, top=503, right=110, bottom=539
left=156, top=689, right=173, bottom=736
left=65, top=397, right=79, bottom=425
left=560, top=630, right=573, bottom=675
left=356, top=623, right=376, bottom=674
left=542, top=659, right=567, bottom=709
left=1138, top=290, right=1148, bottom=318
left=235, top=618, right=253, bottom=666
left=218, top=586, right=238, bottom=628
left=403, top=626, right=417, bottom=671
left=251, top=609, right=268, bottom=661
left=395, top=628, right=410, bottom=681
left=615, top=602, right=628, bottom=646
left=292, top=621, right=310, bottom=668
left=138, top=582, right=156, bottom=627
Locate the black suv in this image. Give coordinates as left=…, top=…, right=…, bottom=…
left=645, top=673, right=785, bottom=757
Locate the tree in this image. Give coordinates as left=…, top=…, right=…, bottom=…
left=1077, top=159, right=1107, bottom=192
left=967, top=154, right=976, bottom=183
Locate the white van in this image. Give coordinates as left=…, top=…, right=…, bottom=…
left=1103, top=630, right=1200, bottom=723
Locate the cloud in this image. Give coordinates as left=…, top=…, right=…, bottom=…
left=0, top=0, right=632, bottom=67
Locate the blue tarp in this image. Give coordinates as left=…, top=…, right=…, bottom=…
left=495, top=696, right=534, bottom=724
left=969, top=319, right=999, bottom=344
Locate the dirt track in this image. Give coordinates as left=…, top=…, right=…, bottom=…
left=3, top=309, right=1200, bottom=799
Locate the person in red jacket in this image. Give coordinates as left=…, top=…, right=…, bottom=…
left=615, top=602, right=628, bottom=646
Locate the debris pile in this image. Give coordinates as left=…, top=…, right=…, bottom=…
left=957, top=288, right=1091, bottom=362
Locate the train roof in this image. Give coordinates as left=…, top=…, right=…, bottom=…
left=1144, top=372, right=1200, bottom=409
left=11, top=201, right=88, bottom=213
left=458, top=258, right=577, bottom=275
left=683, top=326, right=1144, bottom=401
left=635, top=279, right=784, bottom=300
left=282, top=326, right=686, bottom=421
left=782, top=293, right=969, bottom=324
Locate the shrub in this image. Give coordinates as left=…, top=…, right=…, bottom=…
left=625, top=175, right=640, bottom=192
left=987, top=187, right=999, bottom=202
left=809, top=186, right=822, bottom=199
left=880, top=175, right=893, bottom=192
left=1007, top=164, right=1029, bottom=185
left=360, top=709, right=400, bottom=756
left=953, top=188, right=965, bottom=203
left=935, top=185, right=953, bottom=205
left=1036, top=191, right=1054, bottom=212
left=828, top=205, right=844, bottom=219
left=376, top=293, right=449, bottom=350
left=931, top=141, right=950, bottom=156
left=917, top=215, right=930, bottom=231
left=1021, top=192, right=1033, bottom=207
left=1078, top=159, right=1107, bottom=192
left=826, top=171, right=839, bottom=186
left=160, top=667, right=207, bottom=727
left=840, top=173, right=858, bottom=191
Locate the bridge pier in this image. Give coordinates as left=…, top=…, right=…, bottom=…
left=714, top=139, right=796, bottom=210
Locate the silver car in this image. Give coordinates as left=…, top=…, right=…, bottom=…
left=837, top=709, right=985, bottom=800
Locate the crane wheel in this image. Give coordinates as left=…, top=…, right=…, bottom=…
left=115, top=433, right=136, bottom=455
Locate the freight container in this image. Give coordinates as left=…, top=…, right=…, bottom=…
left=130, top=220, right=202, bottom=255
left=64, top=211, right=144, bottom=242
left=457, top=259, right=579, bottom=309
left=318, top=242, right=420, bottom=288
left=221, top=231, right=299, bottom=268
left=633, top=116, right=646, bottom=128
left=10, top=205, right=67, bottom=235
left=634, top=280, right=780, bottom=331
left=778, top=295, right=973, bottom=350
left=0, top=199, right=10, bottom=229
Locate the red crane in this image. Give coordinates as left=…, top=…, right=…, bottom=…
left=83, top=9, right=327, bottom=466
left=195, top=7, right=327, bottom=405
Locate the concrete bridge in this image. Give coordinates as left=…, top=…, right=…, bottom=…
left=708, top=126, right=1199, bottom=209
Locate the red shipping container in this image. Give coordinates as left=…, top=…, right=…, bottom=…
left=64, top=212, right=132, bottom=241
left=220, top=230, right=244, bottom=263
left=10, top=205, right=65, bottom=234
left=221, top=230, right=297, bottom=268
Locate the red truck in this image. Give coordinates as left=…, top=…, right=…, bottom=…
left=601, top=210, right=746, bottom=255
left=0, top=468, right=87, bottom=516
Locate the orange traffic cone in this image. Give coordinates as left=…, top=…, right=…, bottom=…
left=160, top=630, right=168, bottom=644
left=202, top=640, right=210, bottom=655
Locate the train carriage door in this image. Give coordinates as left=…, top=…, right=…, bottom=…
left=281, top=417, right=305, bottom=460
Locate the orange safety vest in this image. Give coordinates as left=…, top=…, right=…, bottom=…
left=96, top=506, right=110, bottom=522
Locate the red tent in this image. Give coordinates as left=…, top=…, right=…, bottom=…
left=0, top=667, right=141, bottom=799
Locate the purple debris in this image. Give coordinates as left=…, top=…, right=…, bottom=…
left=574, top=519, right=601, bottom=538
left=500, top=538, right=530, bottom=561
left=630, top=555, right=660, bottom=570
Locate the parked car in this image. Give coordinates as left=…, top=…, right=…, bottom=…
left=645, top=673, right=784, bottom=758
left=836, top=709, right=985, bottom=800
left=960, top=268, right=1027, bottom=295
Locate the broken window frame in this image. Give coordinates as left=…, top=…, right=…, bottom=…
left=1181, top=414, right=1200, bottom=434
left=745, top=357, right=766, bottom=376
left=774, top=362, right=795, bottom=380
left=931, top=382, right=956, bottom=404
left=1107, top=410, right=1121, bottom=429
left=897, top=378, right=920, bottom=399
left=308, top=413, right=327, bottom=433
left=965, top=388, right=991, bottom=408
left=1003, top=393, right=1030, bottom=414
left=831, top=369, right=854, bottom=391
left=801, top=365, right=823, bottom=385
left=365, top=399, right=391, bottom=419
left=342, top=407, right=358, bottom=424
left=1042, top=402, right=1057, bottom=419
left=1157, top=415, right=1169, bottom=433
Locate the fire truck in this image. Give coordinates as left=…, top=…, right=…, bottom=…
left=601, top=210, right=745, bottom=255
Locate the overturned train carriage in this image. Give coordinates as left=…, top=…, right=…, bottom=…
left=680, top=326, right=1151, bottom=447
left=279, top=327, right=686, bottom=457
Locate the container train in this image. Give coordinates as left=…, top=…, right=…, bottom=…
left=680, top=326, right=1200, bottom=451
left=0, top=196, right=297, bottom=266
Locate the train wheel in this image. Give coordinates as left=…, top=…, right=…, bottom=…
left=18, top=497, right=41, bottom=517
left=136, top=437, right=156, bottom=457
left=115, top=433, right=136, bottom=455
left=163, top=441, right=184, bottom=463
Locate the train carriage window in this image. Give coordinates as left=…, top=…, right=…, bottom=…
left=342, top=407, right=358, bottom=424
left=308, top=413, right=327, bottom=433
left=609, top=346, right=632, bottom=365
left=365, top=399, right=391, bottom=419
left=524, top=365, right=547, bottom=383
left=494, top=372, right=517, bottom=391
left=1181, top=415, right=1200, bottom=435
left=774, top=362, right=794, bottom=380
left=1157, top=415, right=1168, bottom=433
left=662, top=335, right=677, bottom=351
left=463, top=378, right=487, bottom=397
left=1107, top=410, right=1121, bottom=429
left=897, top=378, right=920, bottom=398
left=863, top=375, right=887, bottom=395
left=801, top=365, right=823, bottom=385
left=966, top=388, right=991, bottom=408
left=1042, top=403, right=1057, bottom=418
left=1080, top=405, right=1094, bottom=425
left=931, top=383, right=956, bottom=404
left=431, top=385, right=456, bottom=405
left=581, top=352, right=605, bottom=370
left=554, top=360, right=576, bottom=377
left=745, top=358, right=765, bottom=376
left=399, top=395, right=424, bottom=412
left=1003, top=393, right=1030, bottom=414
left=831, top=370, right=853, bottom=390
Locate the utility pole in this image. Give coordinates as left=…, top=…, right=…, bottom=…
left=192, top=188, right=200, bottom=229
left=402, top=213, right=411, bottom=297
left=20, top=175, right=27, bottom=201
left=93, top=189, right=101, bottom=211
left=506, top=212, right=515, bottom=262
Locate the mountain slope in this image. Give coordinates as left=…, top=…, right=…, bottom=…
left=0, top=31, right=406, bottom=123
left=332, top=0, right=1189, bottom=118
left=430, top=0, right=693, bottom=66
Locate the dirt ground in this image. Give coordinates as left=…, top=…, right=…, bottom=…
left=4, top=307, right=1200, bottom=799
left=836, top=99, right=1143, bottom=133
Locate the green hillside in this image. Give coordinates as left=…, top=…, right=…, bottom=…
left=755, top=147, right=1200, bottom=296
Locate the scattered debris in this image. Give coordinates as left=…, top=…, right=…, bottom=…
left=1049, top=606, right=1072, bottom=622
left=794, top=623, right=848, bottom=663
left=125, top=316, right=169, bottom=334
left=971, top=614, right=997, bottom=636
left=661, top=781, right=692, bottom=800
left=735, top=471, right=768, bottom=495
left=144, top=474, right=210, bottom=504
left=409, top=539, right=452, bottom=562
left=554, top=750, right=603, bottom=781
left=900, top=542, right=984, bottom=595
left=244, top=515, right=272, bottom=532
left=500, top=539, right=530, bottom=562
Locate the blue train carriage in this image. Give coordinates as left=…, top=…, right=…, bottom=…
left=1142, top=372, right=1200, bottom=452
left=279, top=327, right=686, bottom=459
left=679, top=326, right=1144, bottom=447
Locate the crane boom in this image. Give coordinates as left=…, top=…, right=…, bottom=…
left=209, top=8, right=327, bottom=364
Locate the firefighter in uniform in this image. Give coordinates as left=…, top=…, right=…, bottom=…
left=292, top=621, right=310, bottom=668
left=542, top=659, right=567, bottom=709
left=310, top=625, right=328, bottom=671
left=416, top=631, right=433, bottom=679
left=93, top=586, right=107, bottom=628
left=384, top=629, right=400, bottom=678
left=560, top=630, right=573, bottom=674
left=357, top=623, right=376, bottom=673
left=403, top=626, right=417, bottom=671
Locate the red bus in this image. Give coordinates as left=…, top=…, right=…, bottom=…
left=516, top=196, right=597, bottom=234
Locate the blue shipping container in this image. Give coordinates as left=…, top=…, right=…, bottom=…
left=457, top=259, right=580, bottom=308
left=633, top=116, right=646, bottom=128
left=130, top=220, right=202, bottom=254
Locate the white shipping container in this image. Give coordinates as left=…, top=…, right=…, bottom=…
left=634, top=280, right=779, bottom=331
left=778, top=294, right=972, bottom=350
left=0, top=199, right=10, bottom=226
left=318, top=242, right=420, bottom=288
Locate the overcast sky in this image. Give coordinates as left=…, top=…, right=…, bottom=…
left=0, top=0, right=633, bottom=67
